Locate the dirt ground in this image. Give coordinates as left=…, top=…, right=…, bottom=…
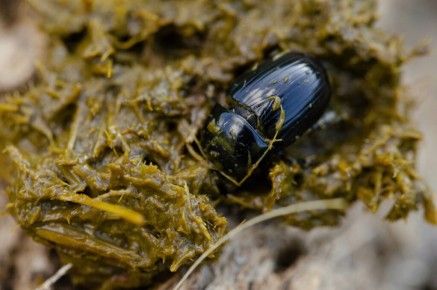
left=0, top=1, right=436, bottom=289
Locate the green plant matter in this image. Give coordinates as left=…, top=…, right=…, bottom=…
left=0, top=0, right=434, bottom=288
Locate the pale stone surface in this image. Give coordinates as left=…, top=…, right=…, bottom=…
left=0, top=3, right=44, bottom=93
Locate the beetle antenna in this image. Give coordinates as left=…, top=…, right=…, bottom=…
left=182, top=120, right=215, bottom=170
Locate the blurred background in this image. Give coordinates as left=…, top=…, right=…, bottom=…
left=0, top=1, right=436, bottom=289
left=378, top=0, right=437, bottom=194
left=377, top=3, right=437, bottom=288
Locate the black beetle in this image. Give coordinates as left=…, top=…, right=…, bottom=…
left=200, top=52, right=331, bottom=185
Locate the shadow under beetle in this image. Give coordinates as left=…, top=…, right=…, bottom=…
left=200, top=52, right=331, bottom=185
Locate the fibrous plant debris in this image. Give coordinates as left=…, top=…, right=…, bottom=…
left=0, top=0, right=435, bottom=289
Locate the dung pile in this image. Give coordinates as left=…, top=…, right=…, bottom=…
left=0, top=0, right=434, bottom=288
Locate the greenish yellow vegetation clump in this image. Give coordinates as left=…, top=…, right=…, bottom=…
left=0, top=0, right=434, bottom=288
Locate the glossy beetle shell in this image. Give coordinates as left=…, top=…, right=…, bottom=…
left=201, top=52, right=331, bottom=182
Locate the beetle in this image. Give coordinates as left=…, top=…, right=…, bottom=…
left=200, top=52, right=331, bottom=185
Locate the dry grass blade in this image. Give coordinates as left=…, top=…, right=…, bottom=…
left=34, top=263, right=73, bottom=290
left=173, top=198, right=348, bottom=290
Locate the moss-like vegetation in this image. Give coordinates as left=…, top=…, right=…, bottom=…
left=0, top=0, right=434, bottom=288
